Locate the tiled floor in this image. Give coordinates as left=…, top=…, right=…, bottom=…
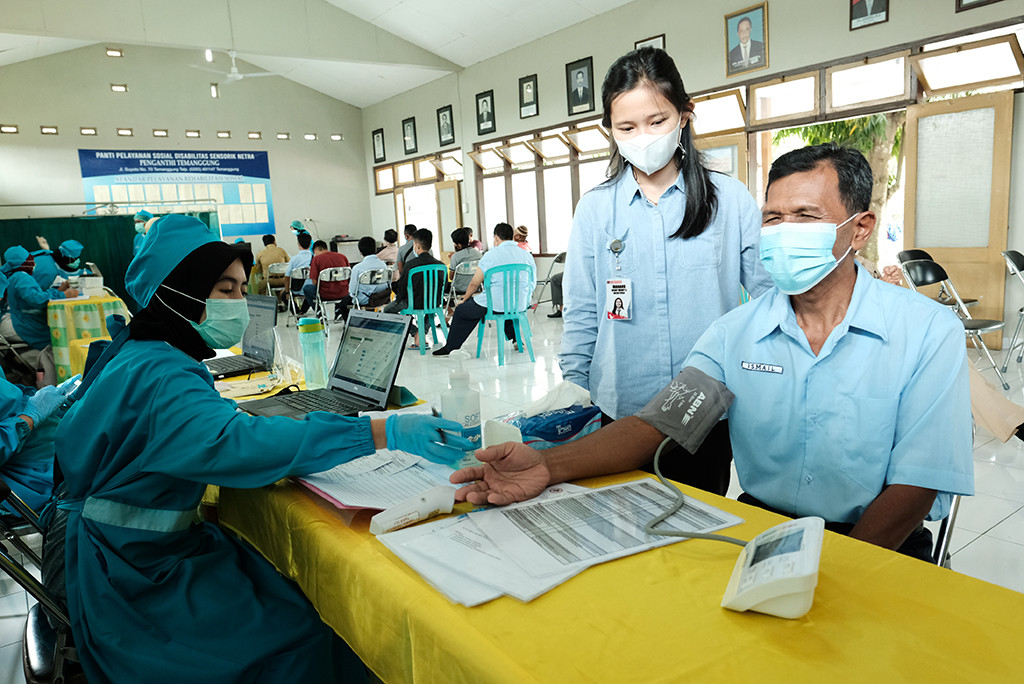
left=3, top=310, right=1024, bottom=680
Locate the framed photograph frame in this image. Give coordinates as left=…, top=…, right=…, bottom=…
left=725, top=3, right=769, bottom=78
left=850, top=0, right=889, bottom=30
left=437, top=105, right=455, bottom=147
left=565, top=56, right=595, bottom=116
left=635, top=34, right=665, bottom=51
left=372, top=128, right=385, bottom=163
left=476, top=90, right=495, bottom=136
left=956, top=0, right=1005, bottom=10
left=401, top=117, right=417, bottom=155
left=519, top=74, right=538, bottom=119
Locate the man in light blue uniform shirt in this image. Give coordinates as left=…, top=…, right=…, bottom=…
left=285, top=230, right=313, bottom=307
left=433, top=222, right=535, bottom=356
left=349, top=236, right=391, bottom=307
left=450, top=144, right=972, bottom=561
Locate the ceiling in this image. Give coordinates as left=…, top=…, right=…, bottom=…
left=0, top=0, right=634, bottom=108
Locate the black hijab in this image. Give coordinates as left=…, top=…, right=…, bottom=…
left=129, top=241, right=253, bottom=361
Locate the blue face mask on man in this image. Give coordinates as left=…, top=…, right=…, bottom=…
left=157, top=285, right=250, bottom=350
left=759, top=213, right=860, bottom=295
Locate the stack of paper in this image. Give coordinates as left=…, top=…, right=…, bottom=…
left=299, top=449, right=454, bottom=510
left=378, top=480, right=744, bottom=606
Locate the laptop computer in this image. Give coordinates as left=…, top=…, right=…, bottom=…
left=241, top=309, right=411, bottom=418
left=204, top=294, right=278, bottom=379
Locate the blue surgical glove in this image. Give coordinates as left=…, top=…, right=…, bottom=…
left=57, top=374, right=82, bottom=394
left=385, top=414, right=475, bottom=466
left=21, top=385, right=67, bottom=425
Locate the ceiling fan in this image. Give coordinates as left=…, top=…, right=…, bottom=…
left=191, top=50, right=279, bottom=84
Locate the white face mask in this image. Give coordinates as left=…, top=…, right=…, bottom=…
left=615, top=124, right=681, bottom=176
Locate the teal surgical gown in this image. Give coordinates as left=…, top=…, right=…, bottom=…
left=0, top=370, right=56, bottom=512
left=56, top=339, right=377, bottom=683
left=133, top=231, right=146, bottom=256
left=31, top=251, right=89, bottom=289
left=6, top=270, right=64, bottom=349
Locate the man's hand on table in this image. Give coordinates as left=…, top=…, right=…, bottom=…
left=64, top=287, right=80, bottom=297
left=450, top=442, right=550, bottom=505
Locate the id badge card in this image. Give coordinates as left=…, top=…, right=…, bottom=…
left=606, top=279, right=631, bottom=320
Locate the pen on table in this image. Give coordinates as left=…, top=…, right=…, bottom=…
left=431, top=407, right=448, bottom=444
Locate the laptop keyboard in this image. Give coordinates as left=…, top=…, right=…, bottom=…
left=206, top=356, right=260, bottom=373
left=278, top=391, right=364, bottom=415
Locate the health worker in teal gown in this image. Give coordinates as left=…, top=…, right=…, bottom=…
left=54, top=214, right=472, bottom=683
left=2, top=246, right=78, bottom=350
left=31, top=239, right=91, bottom=289
left=132, top=209, right=152, bottom=255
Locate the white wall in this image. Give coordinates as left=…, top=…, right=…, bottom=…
left=362, top=0, right=1024, bottom=238
left=0, top=43, right=371, bottom=248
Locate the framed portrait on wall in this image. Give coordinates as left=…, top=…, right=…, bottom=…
left=850, top=0, right=889, bottom=30
left=437, top=105, right=455, bottom=147
left=402, top=117, right=417, bottom=155
left=635, top=34, right=665, bottom=51
left=956, top=0, right=1005, bottom=10
left=372, top=128, right=385, bottom=163
left=725, top=3, right=768, bottom=77
left=476, top=90, right=495, bottom=136
left=519, top=74, right=538, bottom=119
left=565, top=56, right=595, bottom=116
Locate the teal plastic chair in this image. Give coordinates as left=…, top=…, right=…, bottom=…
left=400, top=264, right=449, bottom=356
left=476, top=263, right=535, bottom=366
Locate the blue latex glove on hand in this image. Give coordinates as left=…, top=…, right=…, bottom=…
left=21, top=385, right=68, bottom=425
left=57, top=374, right=82, bottom=396
left=385, top=414, right=476, bottom=466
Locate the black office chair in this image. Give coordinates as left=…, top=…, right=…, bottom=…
left=902, top=259, right=1009, bottom=389
left=0, top=483, right=84, bottom=684
left=1000, top=250, right=1024, bottom=373
left=897, top=250, right=978, bottom=309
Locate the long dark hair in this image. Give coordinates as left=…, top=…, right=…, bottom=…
left=601, top=47, right=718, bottom=240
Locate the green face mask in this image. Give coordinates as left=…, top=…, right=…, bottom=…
left=157, top=286, right=250, bottom=350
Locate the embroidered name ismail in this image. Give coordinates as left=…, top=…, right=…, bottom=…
left=660, top=378, right=706, bottom=426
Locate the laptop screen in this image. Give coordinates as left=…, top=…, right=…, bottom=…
left=328, top=310, right=410, bottom=402
left=242, top=295, right=278, bottom=363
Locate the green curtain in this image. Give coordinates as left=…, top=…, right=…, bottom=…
left=0, top=211, right=219, bottom=312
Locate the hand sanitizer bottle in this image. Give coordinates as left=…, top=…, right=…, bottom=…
left=440, top=350, right=481, bottom=468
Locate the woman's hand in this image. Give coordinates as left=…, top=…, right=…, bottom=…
left=450, top=442, right=550, bottom=505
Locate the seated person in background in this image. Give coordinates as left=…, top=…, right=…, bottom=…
left=433, top=223, right=535, bottom=357
left=286, top=231, right=313, bottom=309
left=395, top=224, right=418, bottom=281
left=466, top=227, right=484, bottom=252
left=133, top=210, right=153, bottom=255
left=32, top=238, right=91, bottom=289
left=350, top=237, right=391, bottom=311
left=451, top=143, right=973, bottom=561
left=513, top=225, right=531, bottom=251
left=0, top=364, right=75, bottom=512
left=2, top=246, right=79, bottom=350
left=301, top=240, right=350, bottom=319
left=547, top=271, right=564, bottom=318
left=385, top=229, right=443, bottom=349
left=448, top=228, right=482, bottom=298
left=377, top=229, right=399, bottom=264
left=253, top=234, right=290, bottom=297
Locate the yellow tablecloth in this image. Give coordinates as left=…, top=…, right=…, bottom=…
left=47, top=295, right=128, bottom=380
left=219, top=474, right=1024, bottom=683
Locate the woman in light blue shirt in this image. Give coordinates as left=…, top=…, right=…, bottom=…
left=559, top=48, right=772, bottom=493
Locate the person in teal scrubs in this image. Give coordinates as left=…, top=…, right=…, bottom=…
left=2, top=246, right=78, bottom=350
left=54, top=214, right=471, bottom=683
left=132, top=210, right=153, bottom=255
left=31, top=239, right=91, bottom=289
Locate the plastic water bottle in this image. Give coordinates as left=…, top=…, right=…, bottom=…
left=440, top=350, right=482, bottom=468
left=298, top=317, right=328, bottom=390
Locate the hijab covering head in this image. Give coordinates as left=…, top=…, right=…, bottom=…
left=134, top=210, right=153, bottom=222
left=126, top=214, right=253, bottom=361
left=58, top=239, right=84, bottom=259
left=3, top=246, right=29, bottom=274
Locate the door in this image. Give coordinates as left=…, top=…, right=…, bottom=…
left=904, top=90, right=1014, bottom=347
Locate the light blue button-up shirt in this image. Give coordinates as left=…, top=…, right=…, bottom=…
left=685, top=264, right=974, bottom=524
left=349, top=254, right=390, bottom=305
left=560, top=168, right=772, bottom=419
left=474, top=240, right=536, bottom=310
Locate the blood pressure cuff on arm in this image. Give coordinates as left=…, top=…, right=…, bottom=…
left=633, top=367, right=734, bottom=454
